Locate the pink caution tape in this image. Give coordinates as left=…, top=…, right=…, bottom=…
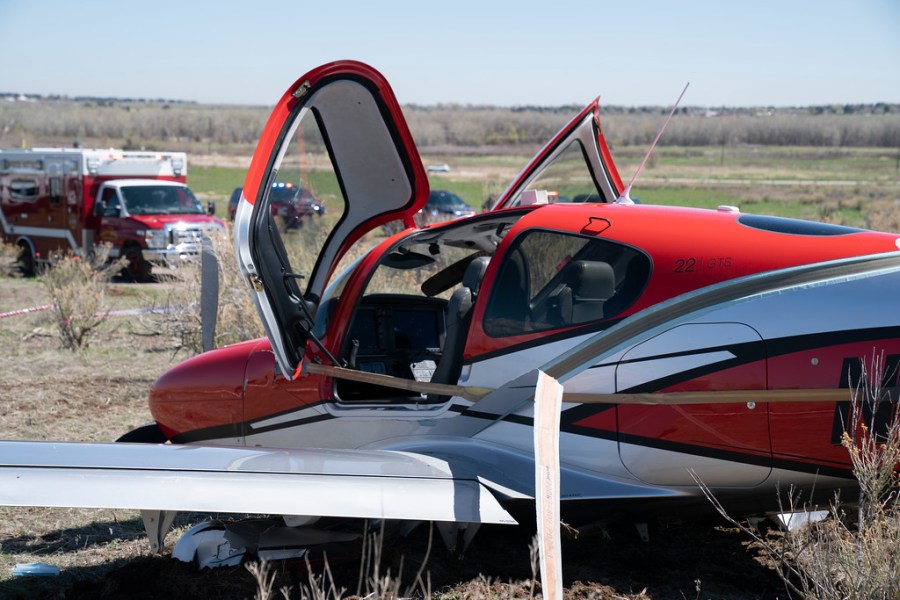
left=0, top=304, right=55, bottom=319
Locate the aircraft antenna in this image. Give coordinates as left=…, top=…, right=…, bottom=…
left=617, top=82, right=689, bottom=204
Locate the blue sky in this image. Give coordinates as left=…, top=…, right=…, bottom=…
left=1, top=0, right=898, bottom=107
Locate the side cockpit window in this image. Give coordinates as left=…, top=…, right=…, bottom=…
left=484, top=229, right=650, bottom=337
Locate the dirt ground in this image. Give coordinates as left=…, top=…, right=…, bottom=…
left=0, top=274, right=790, bottom=599
left=2, top=518, right=789, bottom=600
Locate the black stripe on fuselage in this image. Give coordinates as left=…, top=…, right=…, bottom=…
left=450, top=401, right=853, bottom=478
left=612, top=326, right=900, bottom=394
left=614, top=339, right=766, bottom=394
left=170, top=403, right=333, bottom=443
left=172, top=328, right=893, bottom=474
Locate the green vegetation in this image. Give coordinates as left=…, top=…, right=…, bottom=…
left=631, top=187, right=868, bottom=225
left=188, top=166, right=246, bottom=201
left=632, top=187, right=745, bottom=209
left=427, top=175, right=505, bottom=209
left=186, top=165, right=248, bottom=220
left=626, top=145, right=900, bottom=182
left=181, top=144, right=898, bottom=232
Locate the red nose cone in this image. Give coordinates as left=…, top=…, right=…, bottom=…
left=149, top=340, right=260, bottom=439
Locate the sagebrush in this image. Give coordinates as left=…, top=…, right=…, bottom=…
left=42, top=246, right=124, bottom=350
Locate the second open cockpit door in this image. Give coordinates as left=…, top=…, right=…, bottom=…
left=492, top=100, right=623, bottom=210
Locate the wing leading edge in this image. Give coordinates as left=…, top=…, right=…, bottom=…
left=0, top=441, right=517, bottom=548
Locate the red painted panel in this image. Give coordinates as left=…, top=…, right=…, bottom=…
left=571, top=406, right=617, bottom=433
left=768, top=339, right=900, bottom=469
left=243, top=345, right=322, bottom=422
left=618, top=362, right=770, bottom=457
left=150, top=341, right=250, bottom=435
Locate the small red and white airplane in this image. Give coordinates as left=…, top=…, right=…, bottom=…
left=2, top=61, right=899, bottom=562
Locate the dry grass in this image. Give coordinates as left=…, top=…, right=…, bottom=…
left=865, top=200, right=900, bottom=233
left=246, top=524, right=437, bottom=600
left=5, top=98, right=899, bottom=155
left=0, top=276, right=188, bottom=597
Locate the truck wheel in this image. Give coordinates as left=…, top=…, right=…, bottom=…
left=123, top=247, right=153, bottom=283
left=16, top=242, right=35, bottom=277
left=116, top=423, right=168, bottom=443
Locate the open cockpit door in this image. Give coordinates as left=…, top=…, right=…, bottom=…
left=235, top=61, right=429, bottom=378
left=492, top=100, right=623, bottom=210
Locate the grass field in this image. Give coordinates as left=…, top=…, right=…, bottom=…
left=186, top=145, right=900, bottom=229
left=187, top=166, right=247, bottom=209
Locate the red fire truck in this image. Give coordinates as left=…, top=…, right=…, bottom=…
left=0, top=148, right=224, bottom=281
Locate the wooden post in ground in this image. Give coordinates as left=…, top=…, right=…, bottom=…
left=534, top=370, right=563, bottom=600
left=200, top=234, right=219, bottom=353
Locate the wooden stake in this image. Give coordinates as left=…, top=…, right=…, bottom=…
left=534, top=370, right=564, bottom=600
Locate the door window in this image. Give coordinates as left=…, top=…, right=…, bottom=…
left=257, top=111, right=347, bottom=299
left=102, top=188, right=121, bottom=217
left=49, top=177, right=62, bottom=205
left=9, top=179, right=38, bottom=201
left=483, top=229, right=650, bottom=337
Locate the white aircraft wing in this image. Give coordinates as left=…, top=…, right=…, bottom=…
left=0, top=440, right=516, bottom=549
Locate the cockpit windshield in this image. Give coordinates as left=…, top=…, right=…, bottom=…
left=121, top=185, right=206, bottom=215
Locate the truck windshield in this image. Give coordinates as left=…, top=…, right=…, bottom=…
left=121, top=185, right=205, bottom=215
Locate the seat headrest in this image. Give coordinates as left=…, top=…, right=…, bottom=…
left=568, top=260, right=615, bottom=300
left=463, top=256, right=491, bottom=294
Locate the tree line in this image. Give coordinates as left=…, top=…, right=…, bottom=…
left=1, top=98, right=898, bottom=152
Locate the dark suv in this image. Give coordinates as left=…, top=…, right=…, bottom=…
left=417, top=190, right=475, bottom=225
